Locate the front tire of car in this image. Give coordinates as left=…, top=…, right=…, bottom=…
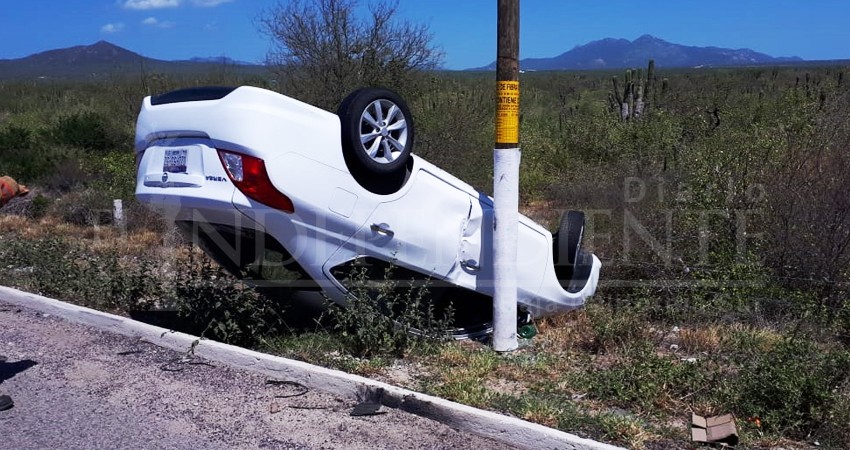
left=554, top=210, right=585, bottom=287
left=338, top=88, right=414, bottom=193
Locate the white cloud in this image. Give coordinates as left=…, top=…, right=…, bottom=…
left=120, top=0, right=232, bottom=9
left=122, top=0, right=180, bottom=10
left=141, top=17, right=176, bottom=28
left=190, top=0, right=234, bottom=7
left=101, top=22, right=126, bottom=33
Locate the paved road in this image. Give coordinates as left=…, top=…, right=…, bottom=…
left=0, top=300, right=516, bottom=450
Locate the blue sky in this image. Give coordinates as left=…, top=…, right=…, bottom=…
left=1, top=0, right=849, bottom=69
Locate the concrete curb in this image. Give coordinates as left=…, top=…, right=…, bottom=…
left=0, top=285, right=623, bottom=450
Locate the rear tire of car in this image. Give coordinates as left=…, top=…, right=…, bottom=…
left=554, top=210, right=585, bottom=287
left=338, top=88, right=414, bottom=177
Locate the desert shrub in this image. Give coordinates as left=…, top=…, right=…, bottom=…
left=329, top=262, right=454, bottom=357
left=554, top=105, right=621, bottom=164
left=0, top=124, right=33, bottom=149
left=50, top=188, right=115, bottom=226
left=813, top=384, right=850, bottom=450
left=0, top=125, right=76, bottom=183
left=86, top=150, right=137, bottom=201
left=49, top=111, right=118, bottom=153
left=0, top=121, right=123, bottom=191
left=732, top=338, right=850, bottom=438
left=0, top=236, right=159, bottom=311
left=412, top=80, right=492, bottom=191
left=1, top=192, right=53, bottom=219
left=172, top=250, right=286, bottom=346
left=39, top=154, right=93, bottom=192
left=260, top=0, right=442, bottom=110
left=27, top=194, right=51, bottom=219
left=764, top=89, right=850, bottom=277
left=125, top=201, right=168, bottom=233
left=580, top=342, right=710, bottom=412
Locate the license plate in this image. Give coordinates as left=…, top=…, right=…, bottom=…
left=163, top=148, right=188, bottom=173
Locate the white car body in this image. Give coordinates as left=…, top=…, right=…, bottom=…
left=134, top=86, right=600, bottom=330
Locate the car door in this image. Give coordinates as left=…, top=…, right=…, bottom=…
left=348, top=169, right=470, bottom=278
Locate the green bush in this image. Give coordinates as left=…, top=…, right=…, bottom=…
left=28, top=194, right=51, bottom=219
left=581, top=343, right=710, bottom=412
left=52, top=188, right=114, bottom=226
left=49, top=111, right=117, bottom=153
left=412, top=81, right=493, bottom=191
left=733, top=338, right=850, bottom=437
left=0, top=236, right=158, bottom=311
left=0, top=125, right=33, bottom=149
left=0, top=124, right=75, bottom=183
left=172, top=251, right=286, bottom=347
left=329, top=262, right=454, bottom=357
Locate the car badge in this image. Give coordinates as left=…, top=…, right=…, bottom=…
left=162, top=172, right=168, bottom=183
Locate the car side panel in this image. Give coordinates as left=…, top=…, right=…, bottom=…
left=341, top=168, right=470, bottom=278
left=235, top=152, right=381, bottom=294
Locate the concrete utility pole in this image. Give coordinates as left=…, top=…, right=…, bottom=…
left=492, top=0, right=520, bottom=352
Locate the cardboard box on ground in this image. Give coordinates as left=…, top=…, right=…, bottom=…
left=692, top=413, right=739, bottom=446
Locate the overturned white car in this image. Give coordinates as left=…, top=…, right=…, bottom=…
left=134, top=86, right=600, bottom=337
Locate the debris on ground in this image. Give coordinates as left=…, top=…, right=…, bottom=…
left=691, top=413, right=738, bottom=446
left=350, top=402, right=386, bottom=417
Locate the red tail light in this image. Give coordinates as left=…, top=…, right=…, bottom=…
left=217, top=150, right=294, bottom=213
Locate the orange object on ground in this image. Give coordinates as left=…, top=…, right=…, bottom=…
left=0, top=176, right=29, bottom=207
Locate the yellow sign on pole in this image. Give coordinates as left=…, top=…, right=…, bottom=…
left=495, top=80, right=520, bottom=145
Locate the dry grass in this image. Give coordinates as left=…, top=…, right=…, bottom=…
left=521, top=405, right=561, bottom=429
left=2, top=213, right=177, bottom=257
left=680, top=324, right=722, bottom=354
left=536, top=309, right=597, bottom=352
left=722, top=323, right=784, bottom=353
left=599, top=415, right=654, bottom=450
left=0, top=214, right=29, bottom=232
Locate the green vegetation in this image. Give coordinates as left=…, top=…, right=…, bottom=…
left=328, top=262, right=454, bottom=357
left=2, top=62, right=850, bottom=448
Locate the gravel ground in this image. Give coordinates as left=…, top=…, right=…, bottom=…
left=0, top=300, right=517, bottom=450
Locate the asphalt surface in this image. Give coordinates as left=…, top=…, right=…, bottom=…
left=0, top=299, right=516, bottom=450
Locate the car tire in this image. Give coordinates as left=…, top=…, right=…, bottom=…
left=338, top=88, right=414, bottom=177
left=567, top=249, right=594, bottom=293
left=554, top=210, right=585, bottom=286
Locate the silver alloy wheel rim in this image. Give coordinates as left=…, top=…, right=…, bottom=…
left=359, top=99, right=408, bottom=164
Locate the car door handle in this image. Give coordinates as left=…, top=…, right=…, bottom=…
left=461, top=259, right=481, bottom=272
left=370, top=223, right=394, bottom=238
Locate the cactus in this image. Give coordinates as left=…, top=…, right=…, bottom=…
left=610, top=74, right=628, bottom=121
left=644, top=59, right=655, bottom=109
left=610, top=59, right=656, bottom=121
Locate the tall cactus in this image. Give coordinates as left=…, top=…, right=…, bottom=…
left=637, top=59, right=655, bottom=116
left=610, top=59, right=656, bottom=121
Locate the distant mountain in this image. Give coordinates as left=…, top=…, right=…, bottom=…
left=183, top=56, right=255, bottom=66
left=472, top=35, right=804, bottom=71
left=0, top=41, right=264, bottom=80
left=21, top=40, right=147, bottom=66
